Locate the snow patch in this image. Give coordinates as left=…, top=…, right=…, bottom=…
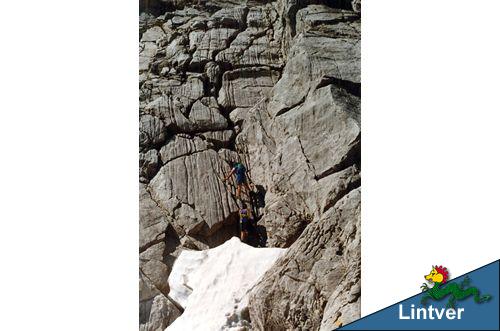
left=166, top=237, right=286, bottom=331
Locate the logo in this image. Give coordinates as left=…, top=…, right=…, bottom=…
left=420, top=265, right=492, bottom=308
left=399, top=265, right=494, bottom=320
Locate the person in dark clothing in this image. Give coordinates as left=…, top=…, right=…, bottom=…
left=238, top=203, right=253, bottom=243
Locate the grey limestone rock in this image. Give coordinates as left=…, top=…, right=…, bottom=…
left=139, top=0, right=361, bottom=329
left=352, top=0, right=361, bottom=13
left=198, top=129, right=235, bottom=148
left=140, top=149, right=161, bottom=181
left=139, top=114, right=167, bottom=150
left=268, top=30, right=360, bottom=117
left=159, top=135, right=208, bottom=164
left=190, top=28, right=240, bottom=68
left=139, top=290, right=182, bottom=331
left=148, top=148, right=239, bottom=237
left=188, top=97, right=228, bottom=131
left=211, top=6, right=249, bottom=28
left=249, top=189, right=361, bottom=330
left=218, top=67, right=280, bottom=109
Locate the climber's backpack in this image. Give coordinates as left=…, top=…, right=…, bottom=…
left=234, top=163, right=246, bottom=177
left=239, top=208, right=249, bottom=221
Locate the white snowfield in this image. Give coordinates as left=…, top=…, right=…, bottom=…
left=166, top=237, right=286, bottom=331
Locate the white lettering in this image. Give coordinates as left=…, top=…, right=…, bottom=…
left=427, top=305, right=434, bottom=319
left=446, top=309, right=456, bottom=319
left=433, top=306, right=445, bottom=319
left=399, top=304, right=410, bottom=319
left=417, top=307, right=427, bottom=319
left=399, top=304, right=465, bottom=320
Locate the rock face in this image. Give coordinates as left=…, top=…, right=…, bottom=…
left=139, top=0, right=361, bottom=329
left=248, top=189, right=361, bottom=330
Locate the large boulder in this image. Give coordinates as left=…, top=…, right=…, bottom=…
left=159, top=135, right=207, bottom=164
left=268, top=31, right=360, bottom=117
left=210, top=6, right=249, bottom=28
left=278, top=84, right=360, bottom=179
left=249, top=188, right=361, bottom=330
left=188, top=97, right=228, bottom=131
left=148, top=148, right=240, bottom=238
left=139, top=114, right=167, bottom=151
left=218, top=67, right=280, bottom=109
left=190, top=28, right=240, bottom=68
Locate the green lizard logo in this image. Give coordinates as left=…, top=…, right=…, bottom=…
left=420, top=265, right=492, bottom=308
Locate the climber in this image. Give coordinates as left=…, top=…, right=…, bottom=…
left=239, top=203, right=253, bottom=243
left=223, top=162, right=252, bottom=199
